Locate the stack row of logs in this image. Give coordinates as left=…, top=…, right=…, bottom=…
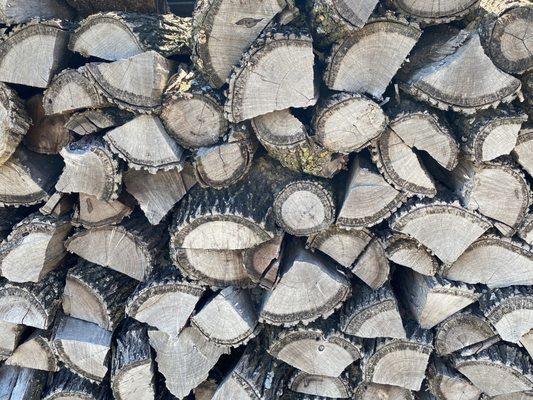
left=0, top=0, right=532, bottom=399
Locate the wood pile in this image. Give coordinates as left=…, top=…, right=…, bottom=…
left=0, top=0, right=532, bottom=399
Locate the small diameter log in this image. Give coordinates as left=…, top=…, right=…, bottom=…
left=111, top=320, right=155, bottom=400
left=73, top=193, right=133, bottom=229
left=243, top=234, right=284, bottom=290
left=0, top=147, right=63, bottom=207
left=66, top=216, right=166, bottom=281
left=191, top=286, right=259, bottom=347
left=362, top=325, right=433, bottom=391
left=391, top=0, right=479, bottom=23
left=104, top=114, right=184, bottom=173
left=337, top=155, right=406, bottom=229
left=224, top=29, right=317, bottom=123
left=126, top=265, right=204, bottom=337
left=63, top=261, right=137, bottom=330
left=385, top=233, right=439, bottom=276
left=65, top=108, right=134, bottom=136
left=0, top=213, right=71, bottom=283
left=148, top=327, right=230, bottom=399
left=398, top=269, right=481, bottom=329
left=194, top=123, right=257, bottom=189
left=260, top=240, right=351, bottom=326
left=0, top=21, right=69, bottom=88
left=444, top=235, right=533, bottom=288
left=351, top=235, right=390, bottom=289
left=6, top=328, right=58, bottom=372
left=0, top=321, right=24, bottom=360
left=390, top=199, right=492, bottom=264
left=124, top=164, right=195, bottom=225
left=42, top=368, right=104, bottom=400
left=191, top=0, right=288, bottom=88
left=427, top=358, right=483, bottom=400
left=0, top=82, right=31, bottom=165
left=251, top=109, right=347, bottom=178
left=289, top=366, right=359, bottom=399
left=399, top=27, right=521, bottom=114
left=340, top=283, right=406, bottom=339
left=452, top=344, right=533, bottom=396
left=0, top=365, right=48, bottom=400
left=325, top=16, right=421, bottom=98
left=0, top=0, right=73, bottom=25
left=354, top=382, right=414, bottom=400
left=55, top=136, right=122, bottom=202
left=161, top=66, right=227, bottom=149
left=65, top=0, right=169, bottom=15
left=514, top=125, right=533, bottom=177
left=312, top=92, right=387, bottom=154
left=53, top=315, right=112, bottom=382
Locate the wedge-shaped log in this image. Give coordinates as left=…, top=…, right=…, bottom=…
left=73, top=193, right=133, bottom=229
left=427, top=358, right=482, bottom=400
left=391, top=0, right=479, bottom=23
left=39, top=192, right=73, bottom=218
left=191, top=287, right=259, bottom=347
left=243, top=234, right=284, bottom=290
left=0, top=21, right=69, bottom=88
left=111, top=319, right=155, bottom=400
left=0, top=0, right=73, bottom=25
left=63, top=261, right=137, bottom=330
left=65, top=108, right=134, bottom=136
left=514, top=125, right=533, bottom=177
left=149, top=327, right=230, bottom=399
left=289, top=366, right=359, bottom=399
left=65, top=0, right=168, bottom=15
left=225, top=29, right=317, bottom=122
left=0, top=83, right=31, bottom=165
left=0, top=214, right=71, bottom=283
left=191, top=0, right=288, bottom=88
left=325, top=17, right=421, bottom=98
left=340, top=283, right=406, bottom=339
left=351, top=235, right=390, bottom=289
left=53, top=315, right=112, bottom=382
left=385, top=233, right=439, bottom=276
left=0, top=321, right=24, bottom=360
left=354, top=382, right=414, bottom=400
left=444, top=235, right=533, bottom=288
left=0, top=365, right=48, bottom=400
left=6, top=328, right=58, bottom=372
left=126, top=265, right=204, bottom=337
left=105, top=114, right=184, bottom=173
left=42, top=368, right=104, bottom=400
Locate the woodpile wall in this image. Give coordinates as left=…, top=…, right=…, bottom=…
left=0, top=0, right=532, bottom=399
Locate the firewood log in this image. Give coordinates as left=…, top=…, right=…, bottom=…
left=224, top=29, right=317, bottom=123
left=42, top=368, right=105, bottom=400
left=288, top=365, right=359, bottom=399
left=243, top=234, right=284, bottom=290
left=514, top=125, right=533, bottom=177
left=340, top=282, right=406, bottom=339
left=385, top=233, right=439, bottom=276
left=72, top=193, right=133, bottom=229
left=521, top=330, right=533, bottom=360
left=66, top=215, right=166, bottom=281
left=0, top=213, right=71, bottom=283
left=354, top=381, right=414, bottom=400
left=0, top=83, right=31, bottom=165
left=191, top=0, right=290, bottom=88
left=66, top=0, right=169, bottom=15
left=193, top=380, right=218, bottom=400
left=519, top=213, right=533, bottom=246
left=39, top=192, right=74, bottom=218
left=0, top=321, right=24, bottom=360
left=0, top=21, right=70, bottom=88
left=53, top=315, right=112, bottom=382
left=62, top=261, right=137, bottom=330
left=324, top=16, right=421, bottom=98
left=6, top=328, right=58, bottom=372
left=351, top=235, right=390, bottom=289
left=0, top=0, right=74, bottom=25
left=390, top=0, right=479, bottom=23
left=0, top=365, right=48, bottom=400
left=191, top=286, right=260, bottom=346
left=104, top=114, right=184, bottom=173
left=111, top=319, right=155, bottom=400
left=427, top=357, right=483, bottom=400
left=126, top=265, right=203, bottom=338
left=65, top=108, right=134, bottom=136
left=148, top=327, right=230, bottom=399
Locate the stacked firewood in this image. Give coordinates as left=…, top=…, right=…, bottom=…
left=0, top=0, right=532, bottom=399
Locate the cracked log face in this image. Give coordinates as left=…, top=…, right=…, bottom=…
left=392, top=0, right=479, bottom=23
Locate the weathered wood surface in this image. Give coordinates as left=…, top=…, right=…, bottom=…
left=0, top=0, right=74, bottom=25
left=0, top=83, right=31, bottom=165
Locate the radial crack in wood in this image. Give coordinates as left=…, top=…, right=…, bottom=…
left=243, top=234, right=284, bottom=290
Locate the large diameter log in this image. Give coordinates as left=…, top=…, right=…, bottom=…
left=0, top=0, right=73, bottom=25
left=65, top=0, right=169, bottom=15
left=427, top=358, right=482, bottom=400
left=73, top=193, right=133, bottom=229
left=224, top=30, right=317, bottom=123
left=65, top=108, right=134, bottom=136
left=0, top=21, right=70, bottom=88
left=514, top=125, right=533, bottom=177
left=0, top=83, right=31, bottom=165
left=0, top=365, right=48, bottom=400
left=0, top=321, right=24, bottom=360
left=42, top=368, right=104, bottom=400
left=391, top=0, right=479, bottom=23
left=385, top=233, right=439, bottom=276
left=325, top=17, right=421, bottom=98
left=6, top=328, right=58, bottom=372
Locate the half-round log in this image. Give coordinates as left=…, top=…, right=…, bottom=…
left=6, top=329, right=58, bottom=372
left=288, top=366, right=359, bottom=399
left=385, top=233, right=439, bottom=276
left=73, top=193, right=133, bottom=229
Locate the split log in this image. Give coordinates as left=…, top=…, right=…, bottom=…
left=0, top=268, right=65, bottom=329
left=427, top=358, right=483, bottom=400
left=479, top=286, right=533, bottom=344
left=70, top=12, right=191, bottom=61
left=65, top=0, right=169, bottom=15
left=268, top=316, right=362, bottom=377
left=391, top=0, right=479, bottom=23
left=65, top=108, right=134, bottom=136
left=42, top=368, right=104, bottom=400
left=0, top=213, right=71, bottom=283
left=191, top=0, right=289, bottom=88
left=452, top=344, right=533, bottom=396
left=250, top=109, right=347, bottom=178
left=55, top=136, right=122, bottom=202
left=6, top=328, right=58, bottom=371
left=40, top=192, right=74, bottom=218
left=243, top=234, right=284, bottom=290
left=191, top=286, right=259, bottom=346
left=362, top=324, right=433, bottom=391
left=194, top=380, right=218, bottom=400
left=224, top=29, right=317, bottom=123
left=324, top=16, right=421, bottom=98
left=514, top=125, right=533, bottom=177
left=66, top=216, right=166, bottom=281
left=104, top=114, right=184, bottom=173
left=398, top=269, right=481, bottom=329
left=399, top=27, right=522, bottom=114
left=443, top=235, right=533, bottom=288
left=124, top=165, right=195, bottom=225
left=340, top=283, right=406, bottom=339
left=62, top=261, right=137, bottom=330
left=0, top=147, right=62, bottom=207
left=111, top=320, right=155, bottom=400
left=0, top=365, right=48, bottom=400
left=161, top=66, right=227, bottom=149
left=0, top=321, right=24, bottom=360
left=72, top=193, right=133, bottom=228
left=385, top=233, right=439, bottom=276
left=354, top=382, right=414, bottom=400
left=194, top=124, right=257, bottom=189
left=519, top=213, right=533, bottom=246
left=337, top=155, right=406, bottom=228
left=260, top=240, right=351, bottom=326
left=351, top=235, right=390, bottom=289
left=521, top=330, right=533, bottom=360
left=148, top=327, right=230, bottom=399
left=53, top=315, right=112, bottom=382
left=0, top=21, right=70, bottom=88
left=479, top=1, right=533, bottom=75
left=0, top=0, right=73, bottom=25
left=312, top=92, right=387, bottom=154
left=126, top=265, right=204, bottom=337
left=390, top=199, right=492, bottom=264
left=0, top=83, right=31, bottom=165
left=288, top=369, right=357, bottom=399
